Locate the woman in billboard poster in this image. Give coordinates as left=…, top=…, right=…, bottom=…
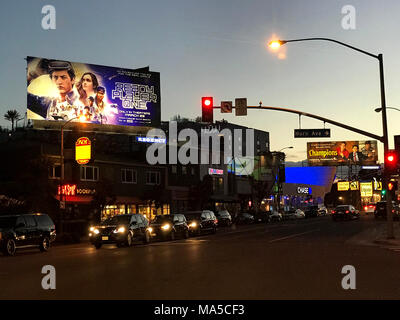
left=76, top=72, right=99, bottom=106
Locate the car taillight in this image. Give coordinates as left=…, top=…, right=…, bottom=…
left=364, top=206, right=368, bottom=211
left=346, top=210, right=349, bottom=213
left=332, top=210, right=335, bottom=214
left=214, top=219, right=218, bottom=224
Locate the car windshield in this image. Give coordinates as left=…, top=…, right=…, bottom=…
left=336, top=205, right=350, bottom=210
left=152, top=215, right=172, bottom=224
left=0, top=216, right=17, bottom=228
left=102, top=215, right=131, bottom=225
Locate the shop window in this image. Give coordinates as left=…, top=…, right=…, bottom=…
left=48, top=164, right=61, bottom=179
left=121, top=168, right=137, bottom=184
left=171, top=165, right=177, bottom=174
left=81, top=166, right=99, bottom=181
left=191, top=167, right=195, bottom=175
left=182, top=166, right=187, bottom=175
left=146, top=171, right=160, bottom=185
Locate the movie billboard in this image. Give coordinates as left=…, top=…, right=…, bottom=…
left=307, top=140, right=378, bottom=166
left=27, top=56, right=160, bottom=127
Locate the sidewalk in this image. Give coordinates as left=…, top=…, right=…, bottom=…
left=347, top=220, right=400, bottom=247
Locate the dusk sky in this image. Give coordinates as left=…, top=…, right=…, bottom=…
left=1, top=0, right=399, bottom=161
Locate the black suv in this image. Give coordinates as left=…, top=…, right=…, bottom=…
left=332, top=205, right=360, bottom=221
left=185, top=210, right=218, bottom=235
left=0, top=214, right=56, bottom=256
left=89, top=214, right=150, bottom=249
left=148, top=214, right=189, bottom=240
left=374, top=201, right=400, bottom=220
left=304, top=206, right=319, bottom=218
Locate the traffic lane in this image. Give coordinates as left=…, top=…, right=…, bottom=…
left=1, top=216, right=395, bottom=299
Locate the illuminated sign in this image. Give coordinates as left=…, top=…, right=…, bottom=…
left=297, top=187, right=312, bottom=195
left=350, top=181, right=359, bottom=191
left=136, top=136, right=166, bottom=144
left=27, top=56, right=161, bottom=127
left=209, top=168, right=224, bottom=175
left=374, top=180, right=382, bottom=191
left=337, top=181, right=350, bottom=191
left=75, top=137, right=91, bottom=165
left=360, top=182, right=373, bottom=197
left=58, top=184, right=77, bottom=196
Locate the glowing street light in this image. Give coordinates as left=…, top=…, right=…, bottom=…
left=268, top=40, right=287, bottom=49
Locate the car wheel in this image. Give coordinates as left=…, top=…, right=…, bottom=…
left=170, top=231, right=175, bottom=241
left=184, top=229, right=189, bottom=239
left=3, top=239, right=16, bottom=256
left=143, top=231, right=150, bottom=244
left=126, top=233, right=133, bottom=247
left=39, top=237, right=50, bottom=252
left=94, top=242, right=102, bottom=249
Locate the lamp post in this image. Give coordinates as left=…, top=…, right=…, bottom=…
left=269, top=37, right=394, bottom=238
left=278, top=146, right=293, bottom=152
left=60, top=115, right=86, bottom=233
left=375, top=107, right=400, bottom=113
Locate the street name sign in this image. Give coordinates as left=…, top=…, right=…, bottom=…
left=294, top=129, right=330, bottom=138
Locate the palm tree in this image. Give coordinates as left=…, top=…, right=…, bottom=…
left=4, top=110, right=22, bottom=131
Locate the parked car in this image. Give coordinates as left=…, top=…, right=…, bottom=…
left=363, top=202, right=376, bottom=215
left=254, top=211, right=271, bottom=223
left=233, top=212, right=255, bottom=225
left=0, top=213, right=56, bottom=256
left=268, top=211, right=283, bottom=222
left=282, top=210, right=297, bottom=220
left=148, top=214, right=189, bottom=241
left=89, top=214, right=150, bottom=249
left=374, top=201, right=400, bottom=220
left=215, top=210, right=232, bottom=227
left=331, top=205, right=360, bottom=221
left=304, top=206, right=319, bottom=218
left=185, top=211, right=218, bottom=235
left=294, top=209, right=306, bottom=219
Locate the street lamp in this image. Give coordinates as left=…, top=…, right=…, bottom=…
left=278, top=146, right=293, bottom=152
left=269, top=37, right=394, bottom=238
left=375, top=107, right=400, bottom=113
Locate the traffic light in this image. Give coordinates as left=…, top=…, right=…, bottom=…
left=385, top=150, right=399, bottom=176
left=201, top=97, right=213, bottom=123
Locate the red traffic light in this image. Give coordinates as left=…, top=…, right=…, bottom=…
left=201, top=97, right=214, bottom=123
left=386, top=150, right=397, bottom=163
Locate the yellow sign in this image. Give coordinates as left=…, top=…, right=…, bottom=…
left=374, top=181, right=382, bottom=191
left=337, top=181, right=349, bottom=191
left=75, top=137, right=91, bottom=165
left=360, top=182, right=373, bottom=197
left=350, top=181, right=359, bottom=190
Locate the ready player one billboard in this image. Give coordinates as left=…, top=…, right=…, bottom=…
left=26, top=56, right=160, bottom=127
left=307, top=140, right=378, bottom=166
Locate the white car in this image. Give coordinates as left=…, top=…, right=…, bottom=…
left=269, top=211, right=283, bottom=222
left=294, top=209, right=305, bottom=219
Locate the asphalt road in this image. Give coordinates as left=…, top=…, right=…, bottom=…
left=1, top=214, right=400, bottom=299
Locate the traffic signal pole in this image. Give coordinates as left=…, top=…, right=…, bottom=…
left=213, top=102, right=395, bottom=238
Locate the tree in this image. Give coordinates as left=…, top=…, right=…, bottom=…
left=4, top=110, right=23, bottom=131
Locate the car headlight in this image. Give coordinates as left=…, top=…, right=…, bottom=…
left=161, top=224, right=170, bottom=231
left=189, top=222, right=197, bottom=228
left=89, top=226, right=95, bottom=232
left=147, top=227, right=153, bottom=233
left=113, top=226, right=126, bottom=233
left=93, top=229, right=100, bottom=234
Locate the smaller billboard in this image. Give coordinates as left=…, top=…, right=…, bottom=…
left=307, top=140, right=378, bottom=166
left=75, top=137, right=91, bottom=165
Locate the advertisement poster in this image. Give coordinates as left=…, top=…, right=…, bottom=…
left=27, top=56, right=161, bottom=127
left=307, top=140, right=378, bottom=166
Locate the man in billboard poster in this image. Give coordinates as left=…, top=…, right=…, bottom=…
left=348, top=144, right=366, bottom=164
left=335, top=141, right=349, bottom=163
left=27, top=59, right=81, bottom=120
left=361, top=141, right=376, bottom=161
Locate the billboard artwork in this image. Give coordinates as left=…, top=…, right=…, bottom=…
left=307, top=140, right=378, bottom=166
left=27, top=57, right=160, bottom=127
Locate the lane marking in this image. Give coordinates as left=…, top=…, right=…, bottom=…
left=268, top=229, right=319, bottom=243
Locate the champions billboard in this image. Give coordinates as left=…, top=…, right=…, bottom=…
left=27, top=57, right=161, bottom=127
left=307, top=140, right=378, bottom=166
